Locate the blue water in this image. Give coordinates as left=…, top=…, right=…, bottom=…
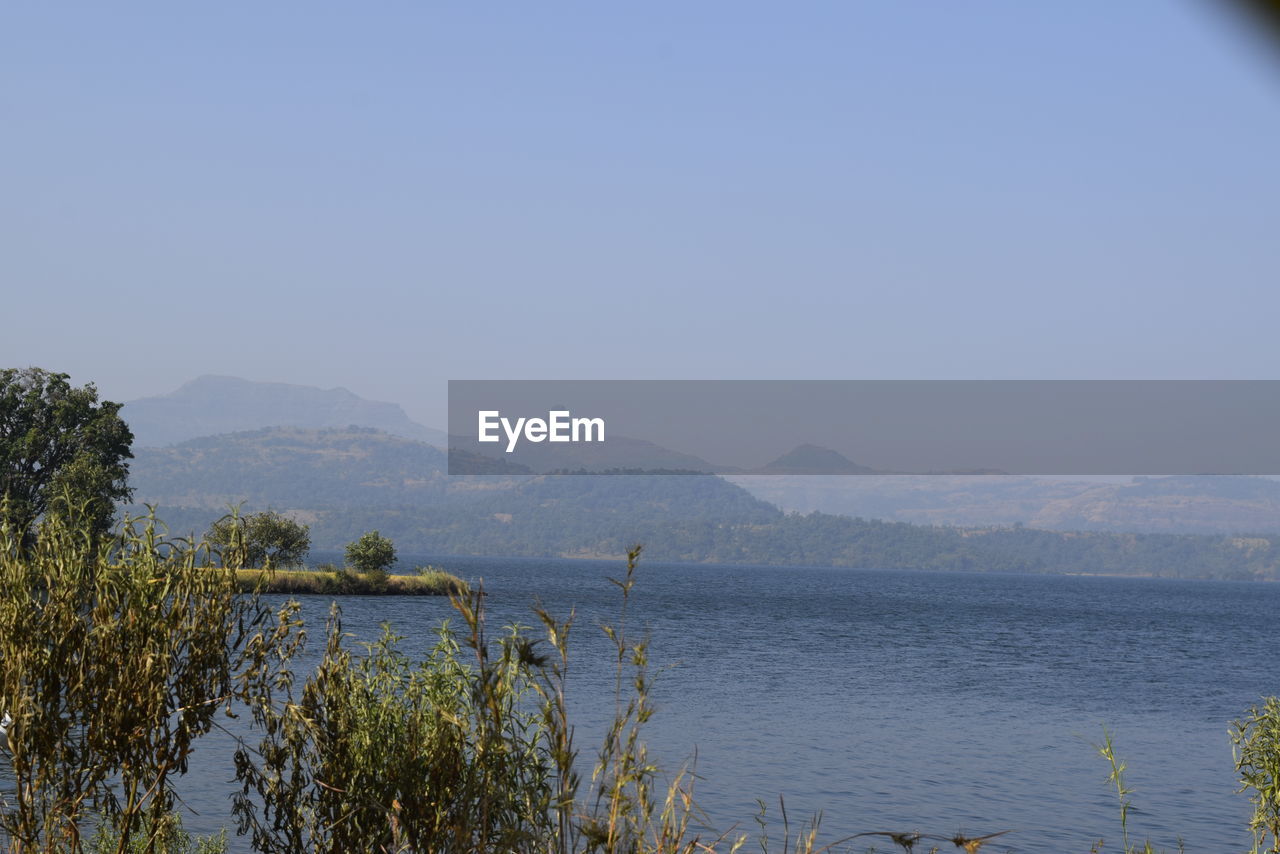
left=36, top=558, right=1280, bottom=851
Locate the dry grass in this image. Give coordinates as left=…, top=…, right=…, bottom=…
left=234, top=567, right=468, bottom=596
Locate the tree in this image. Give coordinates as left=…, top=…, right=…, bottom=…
left=0, top=367, right=133, bottom=536
left=345, top=530, right=396, bottom=576
left=208, top=509, right=311, bottom=568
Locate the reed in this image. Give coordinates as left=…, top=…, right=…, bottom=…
left=2, top=506, right=1276, bottom=853
left=0, top=502, right=292, bottom=854
left=1232, top=697, right=1280, bottom=854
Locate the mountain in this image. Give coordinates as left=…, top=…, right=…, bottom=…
left=726, top=475, right=1095, bottom=526
left=123, top=375, right=446, bottom=448
left=122, top=428, right=1280, bottom=579
left=317, top=473, right=784, bottom=560
left=129, top=427, right=458, bottom=510
left=752, top=444, right=878, bottom=474
left=118, top=377, right=1280, bottom=543
left=452, top=433, right=723, bottom=474
left=1028, top=475, right=1280, bottom=534
left=125, top=426, right=780, bottom=559
left=727, top=474, right=1280, bottom=535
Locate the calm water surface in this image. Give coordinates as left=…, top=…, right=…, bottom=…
left=75, top=558, right=1280, bottom=851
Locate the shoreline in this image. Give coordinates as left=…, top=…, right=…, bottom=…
left=234, top=567, right=469, bottom=596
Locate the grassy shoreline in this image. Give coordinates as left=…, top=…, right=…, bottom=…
left=234, top=567, right=469, bottom=596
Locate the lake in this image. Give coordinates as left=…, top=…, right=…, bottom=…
left=55, top=557, right=1280, bottom=851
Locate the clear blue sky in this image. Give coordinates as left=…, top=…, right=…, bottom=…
left=4, top=1, right=1278, bottom=427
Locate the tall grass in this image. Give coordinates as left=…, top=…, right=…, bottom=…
left=0, top=503, right=292, bottom=854
left=1232, top=698, right=1280, bottom=854
left=233, top=566, right=468, bottom=596
left=228, top=545, right=1015, bottom=854
left=2, top=509, right=1278, bottom=853
left=230, top=546, right=744, bottom=854
left=1094, top=730, right=1162, bottom=854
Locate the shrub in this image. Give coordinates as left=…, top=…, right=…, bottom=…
left=344, top=530, right=396, bottom=576
left=1233, top=696, right=1280, bottom=854
left=231, top=546, right=720, bottom=854
left=233, top=594, right=563, bottom=852
left=0, top=502, right=298, bottom=853
left=208, top=510, right=310, bottom=568
left=87, top=812, right=226, bottom=854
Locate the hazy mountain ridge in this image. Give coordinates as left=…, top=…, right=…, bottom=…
left=459, top=439, right=878, bottom=475
left=130, top=426, right=466, bottom=510
left=124, top=375, right=446, bottom=448
left=126, top=427, right=782, bottom=560
left=460, top=433, right=724, bottom=474
left=1024, top=475, right=1280, bottom=533
left=753, top=444, right=878, bottom=474
left=729, top=473, right=1280, bottom=535
left=123, top=427, right=1280, bottom=579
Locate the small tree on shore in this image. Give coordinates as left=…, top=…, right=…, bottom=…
left=208, top=509, right=311, bottom=568
left=345, top=530, right=396, bottom=577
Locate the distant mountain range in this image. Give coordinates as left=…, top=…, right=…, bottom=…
left=728, top=472, right=1280, bottom=535
left=752, top=443, right=878, bottom=474
left=123, top=375, right=447, bottom=448
left=130, top=427, right=454, bottom=510
left=121, top=425, right=1280, bottom=580
left=465, top=432, right=723, bottom=474
left=454, top=437, right=889, bottom=475
left=113, top=375, right=1280, bottom=579
left=455, top=435, right=1011, bottom=476
left=123, top=425, right=779, bottom=557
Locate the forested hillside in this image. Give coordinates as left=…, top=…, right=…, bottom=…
left=130, top=427, right=458, bottom=508
left=731, top=473, right=1280, bottom=534
left=123, top=427, right=1280, bottom=580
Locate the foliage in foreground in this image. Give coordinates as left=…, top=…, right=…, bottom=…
left=232, top=547, right=727, bottom=854
left=1233, top=697, right=1280, bottom=854
left=0, top=505, right=290, bottom=853
left=86, top=813, right=224, bottom=854
left=1, top=510, right=1279, bottom=853
left=226, top=548, right=1026, bottom=854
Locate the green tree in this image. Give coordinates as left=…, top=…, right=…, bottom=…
left=0, top=367, right=133, bottom=537
left=344, top=530, right=396, bottom=576
left=208, top=509, right=311, bottom=568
